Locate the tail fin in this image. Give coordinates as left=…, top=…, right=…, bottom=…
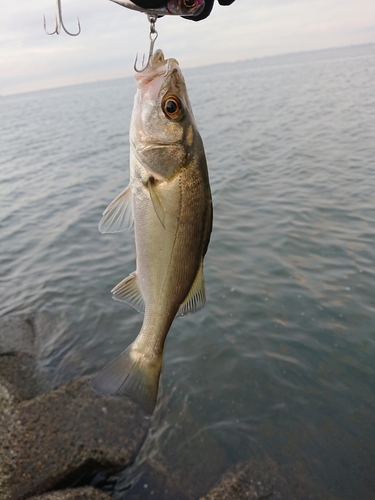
left=90, top=343, right=162, bottom=416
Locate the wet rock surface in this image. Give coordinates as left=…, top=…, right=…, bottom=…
left=200, top=455, right=342, bottom=500
left=0, top=378, right=149, bottom=499
left=0, top=315, right=39, bottom=357
left=29, top=486, right=111, bottom=500
left=0, top=352, right=51, bottom=405
left=199, top=458, right=292, bottom=500
left=0, top=315, right=149, bottom=500
left=0, top=315, right=51, bottom=411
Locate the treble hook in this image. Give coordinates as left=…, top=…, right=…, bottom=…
left=44, top=0, right=81, bottom=36
left=134, top=15, right=158, bottom=73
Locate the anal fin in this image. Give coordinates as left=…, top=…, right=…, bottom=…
left=178, top=261, right=206, bottom=316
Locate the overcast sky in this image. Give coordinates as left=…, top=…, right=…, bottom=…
left=1, top=0, right=374, bottom=95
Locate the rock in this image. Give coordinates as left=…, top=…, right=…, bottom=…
left=199, top=457, right=294, bottom=500
left=0, top=352, right=51, bottom=404
left=0, top=382, right=13, bottom=413
left=0, top=315, right=51, bottom=409
left=29, top=486, right=111, bottom=500
left=0, top=377, right=149, bottom=500
left=0, top=314, right=38, bottom=357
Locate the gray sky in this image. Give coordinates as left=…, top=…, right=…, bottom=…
left=1, top=0, right=374, bottom=95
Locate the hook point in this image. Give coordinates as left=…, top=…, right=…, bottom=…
left=43, top=0, right=81, bottom=36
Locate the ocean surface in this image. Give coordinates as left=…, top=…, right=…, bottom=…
left=1, top=43, right=374, bottom=499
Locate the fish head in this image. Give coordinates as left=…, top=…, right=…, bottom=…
left=131, top=49, right=203, bottom=180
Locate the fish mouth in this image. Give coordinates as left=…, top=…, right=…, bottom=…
left=150, top=50, right=179, bottom=73
left=135, top=50, right=180, bottom=89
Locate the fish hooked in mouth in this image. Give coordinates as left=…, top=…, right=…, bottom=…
left=90, top=49, right=212, bottom=415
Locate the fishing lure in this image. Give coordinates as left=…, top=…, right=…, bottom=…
left=109, top=0, right=205, bottom=17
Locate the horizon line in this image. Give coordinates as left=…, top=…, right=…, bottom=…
left=2, top=41, right=373, bottom=98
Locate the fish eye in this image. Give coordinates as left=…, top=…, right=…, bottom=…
left=183, top=0, right=197, bottom=8
left=162, top=95, right=183, bottom=120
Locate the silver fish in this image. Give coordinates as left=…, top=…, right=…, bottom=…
left=91, top=49, right=212, bottom=415
left=109, top=0, right=205, bottom=17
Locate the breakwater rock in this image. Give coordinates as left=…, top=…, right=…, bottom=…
left=199, top=458, right=290, bottom=500
left=0, top=315, right=148, bottom=500
left=27, top=487, right=111, bottom=500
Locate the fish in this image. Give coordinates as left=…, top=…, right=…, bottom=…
left=90, top=49, right=212, bottom=416
left=109, top=0, right=205, bottom=17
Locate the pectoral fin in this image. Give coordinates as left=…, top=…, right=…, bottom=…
left=111, top=273, right=145, bottom=313
left=148, top=177, right=165, bottom=228
left=178, top=261, right=206, bottom=316
left=99, top=185, right=133, bottom=233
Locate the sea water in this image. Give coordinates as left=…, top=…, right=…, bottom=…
left=1, top=43, right=374, bottom=498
